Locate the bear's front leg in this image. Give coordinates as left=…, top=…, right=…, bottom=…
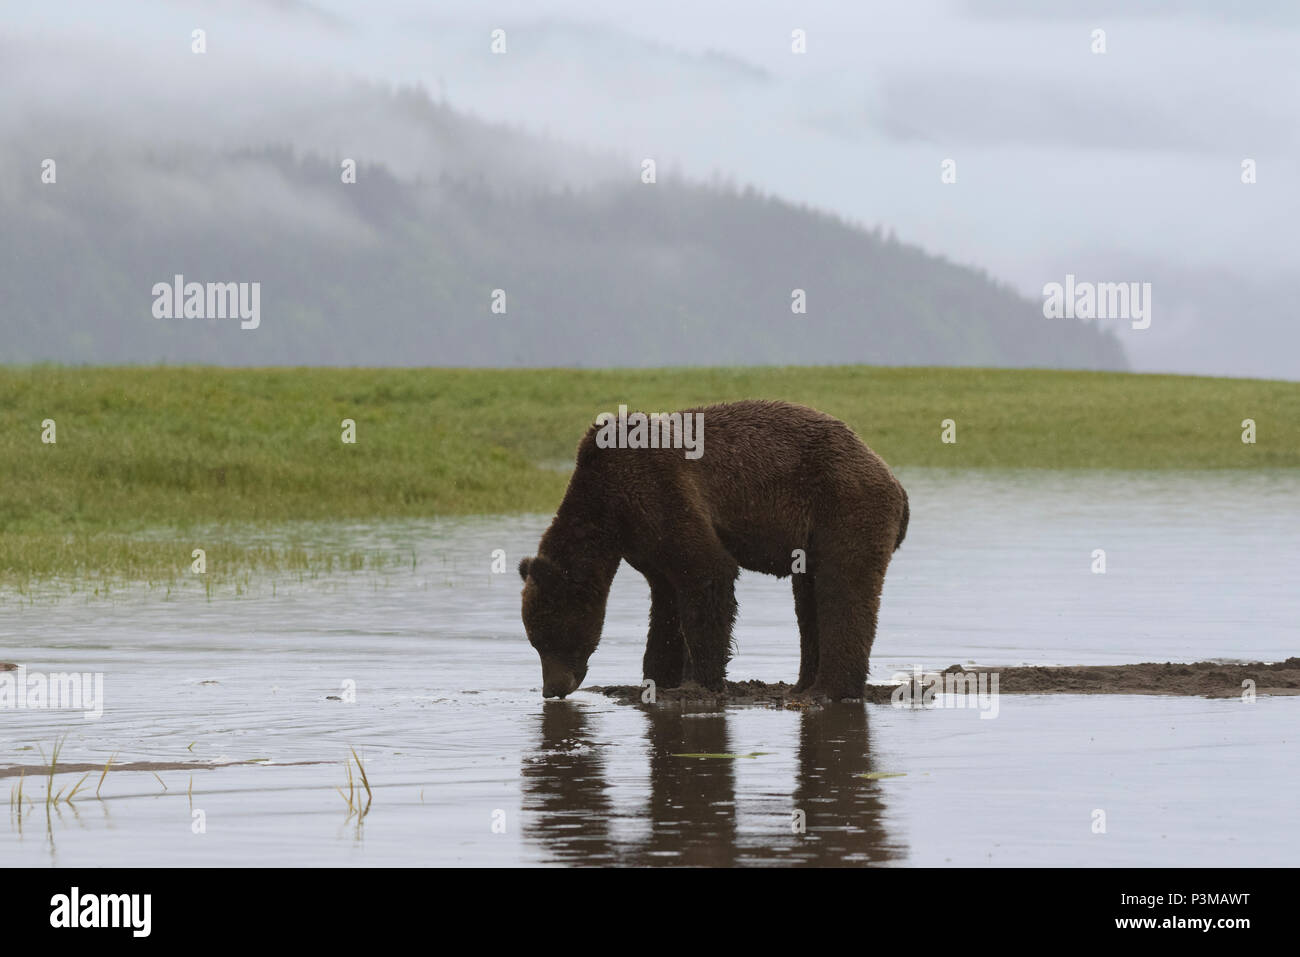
left=677, top=569, right=738, bottom=691
left=642, top=576, right=685, bottom=688
left=792, top=571, right=819, bottom=692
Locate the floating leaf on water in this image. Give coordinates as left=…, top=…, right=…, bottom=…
left=672, top=752, right=771, bottom=759
left=856, top=771, right=907, bottom=780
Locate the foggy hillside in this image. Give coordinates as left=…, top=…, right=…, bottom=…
left=2, top=1, right=1297, bottom=377
left=1, top=87, right=1124, bottom=369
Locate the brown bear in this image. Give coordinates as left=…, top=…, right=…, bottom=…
left=518, top=399, right=909, bottom=700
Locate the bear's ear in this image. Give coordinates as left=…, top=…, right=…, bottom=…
left=522, top=554, right=567, bottom=590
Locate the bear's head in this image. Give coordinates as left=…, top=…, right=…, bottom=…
left=519, top=554, right=606, bottom=698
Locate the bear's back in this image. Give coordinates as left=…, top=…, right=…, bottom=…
left=574, top=398, right=892, bottom=506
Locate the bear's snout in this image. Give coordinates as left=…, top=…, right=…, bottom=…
left=540, top=658, right=584, bottom=699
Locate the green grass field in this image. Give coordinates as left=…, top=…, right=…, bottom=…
left=2, top=365, right=1296, bottom=588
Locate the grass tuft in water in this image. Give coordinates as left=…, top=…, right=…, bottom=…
left=37, top=734, right=67, bottom=813
left=65, top=772, right=91, bottom=805
left=336, top=749, right=372, bottom=822
left=96, top=751, right=117, bottom=798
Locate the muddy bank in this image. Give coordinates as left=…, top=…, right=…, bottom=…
left=590, top=658, right=1300, bottom=707
left=0, top=759, right=328, bottom=780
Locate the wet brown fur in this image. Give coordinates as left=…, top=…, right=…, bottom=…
left=519, top=399, right=909, bottom=699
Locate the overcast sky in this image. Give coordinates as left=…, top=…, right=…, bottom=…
left=4, top=0, right=1297, bottom=377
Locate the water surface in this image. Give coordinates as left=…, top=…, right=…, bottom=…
left=2, top=470, right=1297, bottom=866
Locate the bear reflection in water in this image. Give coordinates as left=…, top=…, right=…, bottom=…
left=520, top=701, right=902, bottom=866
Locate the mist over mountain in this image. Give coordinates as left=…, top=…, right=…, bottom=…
left=2, top=2, right=1297, bottom=376
left=1, top=85, right=1124, bottom=369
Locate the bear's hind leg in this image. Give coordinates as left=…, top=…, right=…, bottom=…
left=643, top=575, right=685, bottom=688
left=792, top=571, right=818, bottom=692
left=808, top=560, right=887, bottom=701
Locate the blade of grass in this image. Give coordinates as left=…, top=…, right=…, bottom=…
left=42, top=733, right=67, bottom=811
left=350, top=747, right=372, bottom=803
left=96, top=751, right=117, bottom=798
left=65, top=772, right=91, bottom=805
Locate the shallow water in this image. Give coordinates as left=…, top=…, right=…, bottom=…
left=2, top=469, right=1298, bottom=866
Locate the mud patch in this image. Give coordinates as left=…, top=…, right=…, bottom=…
left=588, top=679, right=820, bottom=709
left=589, top=658, right=1300, bottom=708
left=935, top=658, right=1300, bottom=698
left=0, top=759, right=329, bottom=779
